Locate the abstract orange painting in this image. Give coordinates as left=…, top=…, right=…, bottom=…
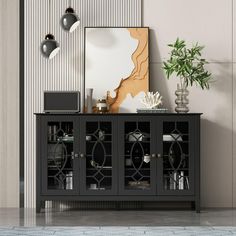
left=85, top=27, right=149, bottom=113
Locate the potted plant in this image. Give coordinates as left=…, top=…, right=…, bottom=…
left=163, top=38, right=212, bottom=113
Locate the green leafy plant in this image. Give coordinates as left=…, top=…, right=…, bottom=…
left=163, top=38, right=212, bottom=89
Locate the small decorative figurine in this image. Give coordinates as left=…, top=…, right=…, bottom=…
left=140, top=91, right=163, bottom=109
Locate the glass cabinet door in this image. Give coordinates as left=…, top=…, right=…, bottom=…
left=41, top=117, right=79, bottom=195
left=80, top=118, right=117, bottom=195
left=119, top=118, right=156, bottom=195
left=158, top=119, right=194, bottom=195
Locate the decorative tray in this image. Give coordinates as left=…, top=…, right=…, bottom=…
left=136, top=108, right=168, bottom=113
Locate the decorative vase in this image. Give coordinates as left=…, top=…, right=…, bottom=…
left=175, top=83, right=189, bottom=113
left=86, top=88, right=93, bottom=113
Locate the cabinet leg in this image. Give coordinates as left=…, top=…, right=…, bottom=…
left=41, top=201, right=45, bottom=209
left=36, top=200, right=42, bottom=213
left=195, top=200, right=200, bottom=213
left=191, top=201, right=195, bottom=210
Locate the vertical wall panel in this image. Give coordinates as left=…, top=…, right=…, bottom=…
left=0, top=0, right=19, bottom=208
left=24, top=0, right=141, bottom=208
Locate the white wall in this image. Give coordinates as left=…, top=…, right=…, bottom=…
left=0, top=0, right=19, bottom=207
left=144, top=0, right=234, bottom=207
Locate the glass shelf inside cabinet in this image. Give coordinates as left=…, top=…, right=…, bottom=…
left=124, top=122, right=151, bottom=190
left=47, top=122, right=74, bottom=190
left=85, top=122, right=113, bottom=191
left=162, top=121, right=190, bottom=191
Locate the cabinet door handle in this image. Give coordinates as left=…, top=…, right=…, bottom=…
left=157, top=153, right=162, bottom=159
left=74, top=153, right=79, bottom=159
left=80, top=153, right=86, bottom=158
left=151, top=154, right=157, bottom=158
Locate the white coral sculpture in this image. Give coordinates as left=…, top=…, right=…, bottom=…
left=140, top=92, right=163, bottom=109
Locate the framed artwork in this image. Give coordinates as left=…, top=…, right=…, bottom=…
left=84, top=27, right=149, bottom=113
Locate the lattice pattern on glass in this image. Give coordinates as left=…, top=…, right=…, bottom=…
left=163, top=122, right=189, bottom=190
left=86, top=122, right=112, bottom=191
left=47, top=122, right=74, bottom=190
left=124, top=122, right=151, bottom=190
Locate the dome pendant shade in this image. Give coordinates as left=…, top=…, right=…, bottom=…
left=60, top=7, right=80, bottom=33
left=40, top=34, right=60, bottom=59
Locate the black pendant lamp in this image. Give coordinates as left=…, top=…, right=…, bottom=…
left=61, top=0, right=80, bottom=33
left=40, top=0, right=60, bottom=59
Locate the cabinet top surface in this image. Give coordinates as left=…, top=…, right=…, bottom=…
left=34, top=113, right=202, bottom=116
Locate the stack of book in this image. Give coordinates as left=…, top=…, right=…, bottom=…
left=48, top=125, right=57, bottom=141
left=166, top=171, right=189, bottom=190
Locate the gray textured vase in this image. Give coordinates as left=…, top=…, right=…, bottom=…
left=175, top=84, right=189, bottom=113
left=86, top=88, right=93, bottom=113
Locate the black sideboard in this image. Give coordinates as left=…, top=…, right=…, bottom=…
left=35, top=113, right=201, bottom=213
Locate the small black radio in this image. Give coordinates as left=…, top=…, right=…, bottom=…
left=44, top=91, right=80, bottom=113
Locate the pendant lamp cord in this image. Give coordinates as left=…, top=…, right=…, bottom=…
left=69, top=0, right=72, bottom=7
left=48, top=0, right=51, bottom=34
